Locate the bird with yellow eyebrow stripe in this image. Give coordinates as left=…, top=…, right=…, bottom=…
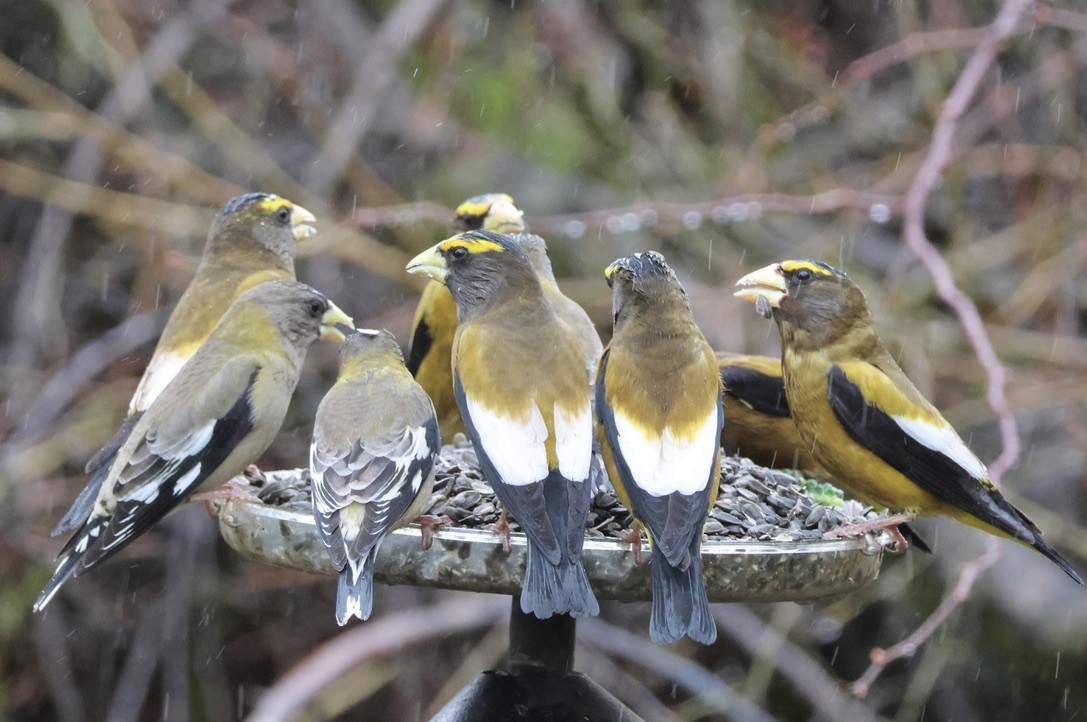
left=407, top=230, right=599, bottom=619
left=53, top=193, right=319, bottom=537
left=407, top=194, right=525, bottom=438
left=735, top=260, right=1082, bottom=584
left=597, top=252, right=721, bottom=645
left=408, top=194, right=603, bottom=440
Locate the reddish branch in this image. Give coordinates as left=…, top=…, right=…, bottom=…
left=848, top=541, right=1002, bottom=697
left=849, top=0, right=1033, bottom=697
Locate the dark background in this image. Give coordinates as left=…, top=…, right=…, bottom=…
left=1, top=0, right=1085, bottom=720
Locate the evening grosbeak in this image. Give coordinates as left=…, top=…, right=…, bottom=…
left=716, top=352, right=823, bottom=475
left=597, top=252, right=721, bottom=645
left=407, top=194, right=524, bottom=438
left=407, top=194, right=603, bottom=435
left=310, top=329, right=441, bottom=625
left=406, top=230, right=600, bottom=619
left=35, top=281, right=353, bottom=611
left=735, top=260, right=1082, bottom=584
left=54, top=193, right=318, bottom=537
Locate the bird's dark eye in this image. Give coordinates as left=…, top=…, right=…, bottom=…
left=308, top=298, right=326, bottom=317
left=449, top=246, right=469, bottom=261
left=276, top=207, right=291, bottom=224
left=795, top=269, right=813, bottom=282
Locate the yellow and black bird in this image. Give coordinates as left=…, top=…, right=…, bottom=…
left=407, top=194, right=524, bottom=437
left=716, top=352, right=824, bottom=475
left=35, top=281, right=353, bottom=611
left=310, top=329, right=442, bottom=625
left=407, top=194, right=603, bottom=435
left=406, top=230, right=599, bottom=619
left=55, top=193, right=318, bottom=537
left=735, top=260, right=1082, bottom=584
left=596, top=252, right=721, bottom=645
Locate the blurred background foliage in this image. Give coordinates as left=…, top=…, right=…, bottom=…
left=1, top=0, right=1086, bottom=720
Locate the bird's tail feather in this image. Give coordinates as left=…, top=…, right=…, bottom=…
left=521, top=543, right=599, bottom=619
left=51, top=464, right=109, bottom=537
left=34, top=549, right=83, bottom=613
left=649, top=545, right=716, bottom=645
left=336, top=548, right=378, bottom=625
left=1030, top=534, right=1084, bottom=586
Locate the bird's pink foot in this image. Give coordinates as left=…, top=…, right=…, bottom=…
left=486, top=509, right=512, bottom=554
left=191, top=477, right=263, bottom=520
left=618, top=523, right=644, bottom=566
left=415, top=514, right=451, bottom=551
left=823, top=513, right=914, bottom=554
left=243, top=464, right=267, bottom=485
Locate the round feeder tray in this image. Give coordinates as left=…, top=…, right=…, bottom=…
left=215, top=477, right=883, bottom=604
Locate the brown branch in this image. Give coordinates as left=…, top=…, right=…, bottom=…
left=579, top=619, right=778, bottom=722
left=352, top=190, right=904, bottom=238
left=850, top=0, right=1032, bottom=697
left=900, top=0, right=1030, bottom=483
left=849, top=540, right=1002, bottom=697
left=247, top=597, right=505, bottom=722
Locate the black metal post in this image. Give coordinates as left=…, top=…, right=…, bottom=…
left=430, top=597, right=640, bottom=721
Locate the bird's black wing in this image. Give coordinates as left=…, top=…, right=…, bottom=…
left=720, top=365, right=790, bottom=417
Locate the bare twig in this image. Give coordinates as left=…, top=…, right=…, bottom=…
left=849, top=540, right=1002, bottom=697
left=850, top=0, right=1032, bottom=696
left=352, top=189, right=904, bottom=238
left=713, top=606, right=889, bottom=722
left=247, top=597, right=505, bottom=722
left=579, top=618, right=778, bottom=722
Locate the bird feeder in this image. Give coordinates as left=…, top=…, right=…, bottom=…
left=213, top=458, right=888, bottom=720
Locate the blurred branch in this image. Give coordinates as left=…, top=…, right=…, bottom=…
left=849, top=0, right=1032, bottom=696
left=352, top=189, right=905, bottom=239
left=306, top=0, right=451, bottom=195
left=579, top=618, right=778, bottom=722
left=248, top=597, right=505, bottom=722
left=713, top=606, right=888, bottom=722
left=0, top=159, right=211, bottom=236
left=849, top=540, right=1002, bottom=697
left=901, top=0, right=1029, bottom=483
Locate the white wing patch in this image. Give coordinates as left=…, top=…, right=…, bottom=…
left=553, top=402, right=591, bottom=482
left=613, top=409, right=719, bottom=497
left=894, top=416, right=988, bottom=480
left=148, top=419, right=216, bottom=460
left=130, top=350, right=191, bottom=413
left=465, top=397, right=549, bottom=487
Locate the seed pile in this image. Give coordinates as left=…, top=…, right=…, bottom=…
left=253, top=437, right=880, bottom=541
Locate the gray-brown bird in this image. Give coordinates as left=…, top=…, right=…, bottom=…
left=55, top=193, right=318, bottom=537
left=310, top=329, right=442, bottom=625
left=36, top=280, right=353, bottom=611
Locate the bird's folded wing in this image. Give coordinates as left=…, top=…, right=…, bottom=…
left=597, top=353, right=720, bottom=566
left=826, top=362, right=1033, bottom=539
left=454, top=372, right=562, bottom=564
left=311, top=417, right=439, bottom=559
left=72, top=358, right=261, bottom=568
left=720, top=365, right=791, bottom=418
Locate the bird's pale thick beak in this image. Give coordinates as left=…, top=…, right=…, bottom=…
left=485, top=197, right=525, bottom=234
left=406, top=245, right=448, bottom=282
left=320, top=301, right=354, bottom=342
left=734, top=263, right=787, bottom=308
left=292, top=204, right=318, bottom=241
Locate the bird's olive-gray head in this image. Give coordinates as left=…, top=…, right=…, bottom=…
left=604, top=251, right=687, bottom=324
left=735, top=260, right=870, bottom=345
left=234, top=280, right=353, bottom=347
left=209, top=193, right=317, bottom=259
left=405, top=230, right=538, bottom=320
left=340, top=328, right=403, bottom=365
